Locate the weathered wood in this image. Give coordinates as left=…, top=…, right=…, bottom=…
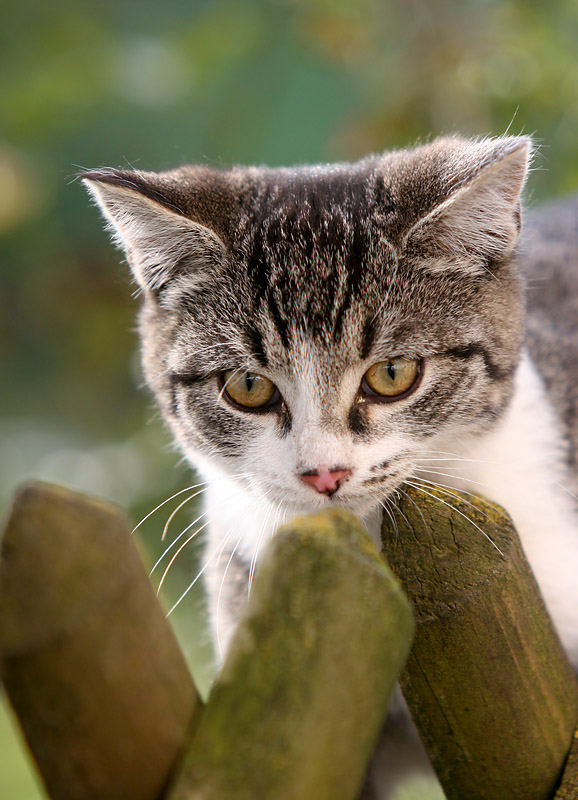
left=0, top=481, right=202, bottom=800
left=381, top=484, right=578, bottom=800
left=555, top=725, right=578, bottom=798
left=168, top=507, right=414, bottom=800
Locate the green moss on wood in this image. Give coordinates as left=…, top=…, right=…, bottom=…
left=0, top=481, right=202, bottom=800
left=381, top=485, right=578, bottom=800
left=169, top=507, right=414, bottom=800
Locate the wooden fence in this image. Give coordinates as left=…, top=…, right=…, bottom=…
left=0, top=481, right=576, bottom=799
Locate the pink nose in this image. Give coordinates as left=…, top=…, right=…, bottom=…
left=299, top=467, right=352, bottom=496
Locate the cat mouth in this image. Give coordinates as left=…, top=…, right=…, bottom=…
left=254, top=483, right=388, bottom=516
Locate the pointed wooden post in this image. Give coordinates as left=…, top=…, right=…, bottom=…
left=168, top=508, right=414, bottom=800
left=381, top=484, right=578, bottom=800
left=0, top=482, right=203, bottom=800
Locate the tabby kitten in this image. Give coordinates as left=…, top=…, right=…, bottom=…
left=83, top=135, right=578, bottom=791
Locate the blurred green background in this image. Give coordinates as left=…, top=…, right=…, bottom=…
left=1, top=0, right=577, bottom=797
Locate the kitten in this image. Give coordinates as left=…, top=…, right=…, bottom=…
left=83, top=136, right=578, bottom=795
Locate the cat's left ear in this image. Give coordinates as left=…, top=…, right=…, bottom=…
left=403, top=136, right=532, bottom=275
left=82, top=169, right=227, bottom=293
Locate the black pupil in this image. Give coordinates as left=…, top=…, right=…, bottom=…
left=245, top=374, right=255, bottom=392
left=386, top=362, right=396, bottom=381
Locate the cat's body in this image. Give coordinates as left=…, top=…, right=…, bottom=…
left=83, top=137, right=578, bottom=797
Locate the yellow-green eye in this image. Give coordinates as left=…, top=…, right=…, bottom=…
left=362, top=357, right=421, bottom=399
left=221, top=370, right=278, bottom=409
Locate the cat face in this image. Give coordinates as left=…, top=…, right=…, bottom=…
left=83, top=135, right=529, bottom=517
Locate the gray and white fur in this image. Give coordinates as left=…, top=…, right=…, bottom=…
left=83, top=136, right=578, bottom=797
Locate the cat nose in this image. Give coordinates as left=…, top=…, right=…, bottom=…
left=299, top=466, right=352, bottom=496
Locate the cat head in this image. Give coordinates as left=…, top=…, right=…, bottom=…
left=83, top=135, right=530, bottom=517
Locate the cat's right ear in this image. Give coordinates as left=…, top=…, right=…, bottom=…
left=81, top=170, right=227, bottom=293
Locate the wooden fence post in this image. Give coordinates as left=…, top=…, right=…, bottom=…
left=0, top=482, right=203, bottom=800
left=168, top=507, right=414, bottom=800
left=381, top=484, right=578, bottom=800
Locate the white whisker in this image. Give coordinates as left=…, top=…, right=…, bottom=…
left=380, top=498, right=399, bottom=539
left=160, top=488, right=206, bottom=542
left=153, top=478, right=254, bottom=579
left=131, top=483, right=207, bottom=534
left=156, top=520, right=210, bottom=594
left=404, top=481, right=504, bottom=558
left=417, top=452, right=499, bottom=465
left=166, top=531, right=233, bottom=617
left=409, top=475, right=492, bottom=519
left=555, top=481, right=578, bottom=503
left=217, top=366, right=249, bottom=401
left=389, top=491, right=413, bottom=531
left=216, top=535, right=244, bottom=661
left=150, top=510, right=209, bottom=575
left=396, top=485, right=432, bottom=536
left=246, top=489, right=279, bottom=596
left=152, top=341, right=248, bottom=381
left=132, top=471, right=257, bottom=535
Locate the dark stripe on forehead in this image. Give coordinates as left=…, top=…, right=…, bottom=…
left=359, top=316, right=379, bottom=360
left=244, top=325, right=268, bottom=368
left=332, top=303, right=347, bottom=341
left=267, top=291, right=290, bottom=348
left=246, top=223, right=274, bottom=310
left=387, top=322, right=418, bottom=345
left=445, top=344, right=513, bottom=381
left=333, top=226, right=367, bottom=338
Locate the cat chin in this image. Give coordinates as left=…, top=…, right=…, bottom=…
left=244, top=480, right=389, bottom=521
left=284, top=493, right=381, bottom=520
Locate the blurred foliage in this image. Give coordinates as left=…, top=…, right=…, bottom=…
left=1, top=0, right=577, bottom=796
